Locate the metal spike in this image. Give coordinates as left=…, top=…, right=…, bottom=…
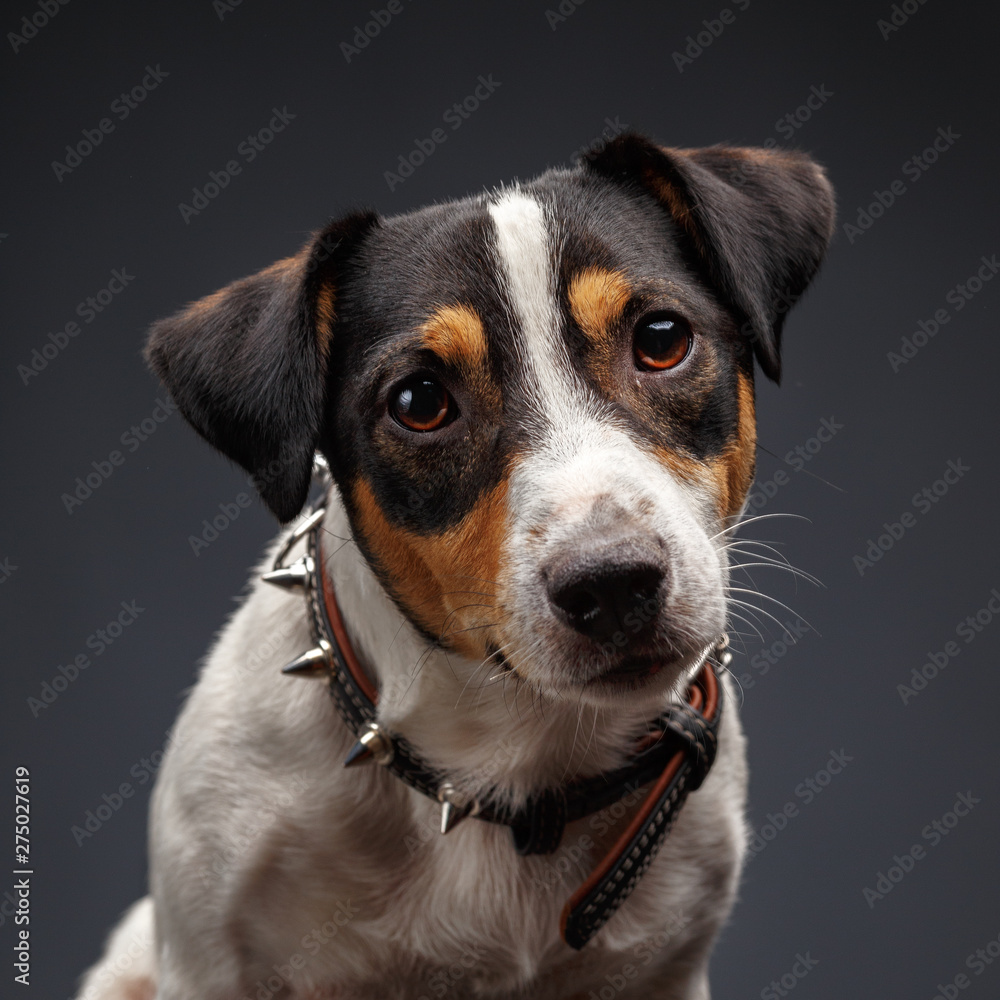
left=438, top=782, right=476, bottom=835
left=281, top=646, right=330, bottom=678
left=343, top=740, right=374, bottom=767
left=312, top=452, right=332, bottom=487
left=270, top=507, right=326, bottom=572
left=440, top=798, right=467, bottom=835
left=343, top=723, right=394, bottom=767
left=261, top=556, right=312, bottom=592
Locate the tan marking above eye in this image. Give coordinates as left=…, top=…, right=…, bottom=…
left=419, top=304, right=488, bottom=369
left=567, top=268, right=632, bottom=344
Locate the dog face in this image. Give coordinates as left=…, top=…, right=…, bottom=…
left=147, top=134, right=834, bottom=708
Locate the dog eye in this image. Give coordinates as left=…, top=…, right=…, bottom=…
left=633, top=315, right=692, bottom=371
left=390, top=378, right=456, bottom=431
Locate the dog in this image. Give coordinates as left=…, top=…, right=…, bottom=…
left=77, top=132, right=834, bottom=1000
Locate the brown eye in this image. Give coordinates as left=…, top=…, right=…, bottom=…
left=390, top=378, right=456, bottom=431
left=634, top=315, right=692, bottom=371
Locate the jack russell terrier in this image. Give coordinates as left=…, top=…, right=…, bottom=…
left=78, top=131, right=834, bottom=1000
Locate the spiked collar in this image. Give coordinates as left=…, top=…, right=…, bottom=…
left=265, top=498, right=729, bottom=950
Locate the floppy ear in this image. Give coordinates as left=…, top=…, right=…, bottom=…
left=145, top=211, right=378, bottom=523
left=584, top=133, right=835, bottom=382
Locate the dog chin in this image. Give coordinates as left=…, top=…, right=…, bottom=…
left=512, top=637, right=713, bottom=709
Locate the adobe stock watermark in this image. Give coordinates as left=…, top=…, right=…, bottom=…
left=196, top=775, right=311, bottom=885
left=887, top=253, right=998, bottom=372
left=237, top=902, right=360, bottom=1000
left=746, top=750, right=853, bottom=861
left=571, top=115, right=629, bottom=162
left=896, top=588, right=1000, bottom=705
left=188, top=492, right=254, bottom=556
left=213, top=0, right=247, bottom=20
left=0, top=557, right=18, bottom=585
left=383, top=74, right=501, bottom=192
left=545, top=0, right=588, bottom=31
left=730, top=85, right=835, bottom=191
left=16, top=268, right=136, bottom=385
left=735, top=619, right=812, bottom=693
left=852, top=457, right=970, bottom=576
left=843, top=125, right=961, bottom=244
left=70, top=729, right=186, bottom=846
left=61, top=396, right=178, bottom=513
left=744, top=416, right=844, bottom=514
left=25, top=600, right=146, bottom=717
left=238, top=616, right=302, bottom=679
left=7, top=0, right=71, bottom=54
left=190, top=446, right=320, bottom=556
left=416, top=942, right=489, bottom=1000
left=340, top=1, right=414, bottom=63
left=404, top=739, right=519, bottom=857
left=930, top=928, right=1000, bottom=1000
left=530, top=780, right=646, bottom=897
left=581, top=911, right=693, bottom=1000
left=51, top=65, right=169, bottom=182
left=759, top=951, right=819, bottom=1000
left=877, top=0, right=931, bottom=40
left=177, top=106, right=296, bottom=223
left=862, top=790, right=980, bottom=908
left=672, top=0, right=751, bottom=73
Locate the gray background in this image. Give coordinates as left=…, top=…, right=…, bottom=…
left=3, top=1, right=999, bottom=997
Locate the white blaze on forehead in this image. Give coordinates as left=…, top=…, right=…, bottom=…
left=487, top=193, right=726, bottom=661
left=488, top=190, right=580, bottom=413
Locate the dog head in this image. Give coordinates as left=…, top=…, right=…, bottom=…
left=147, top=133, right=834, bottom=709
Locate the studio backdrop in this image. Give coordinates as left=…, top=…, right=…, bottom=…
left=2, top=1, right=998, bottom=997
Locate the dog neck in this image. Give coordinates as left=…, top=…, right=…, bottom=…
left=318, top=488, right=703, bottom=811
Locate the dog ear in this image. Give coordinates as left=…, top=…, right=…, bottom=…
left=583, top=133, right=835, bottom=382
left=145, top=211, right=378, bottom=523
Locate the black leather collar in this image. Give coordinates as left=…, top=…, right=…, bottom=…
left=266, top=499, right=728, bottom=949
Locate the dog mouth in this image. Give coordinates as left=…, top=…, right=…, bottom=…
left=488, top=642, right=697, bottom=697
left=589, top=655, right=665, bottom=687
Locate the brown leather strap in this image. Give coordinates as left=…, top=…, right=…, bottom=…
left=559, top=665, right=721, bottom=948
left=318, top=545, right=378, bottom=704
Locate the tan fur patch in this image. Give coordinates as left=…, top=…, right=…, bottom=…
left=645, top=169, right=705, bottom=256
left=314, top=283, right=336, bottom=357
left=650, top=372, right=756, bottom=519
left=420, top=304, right=488, bottom=370
left=568, top=268, right=632, bottom=344
left=651, top=442, right=703, bottom=487
left=351, top=476, right=509, bottom=658
left=706, top=372, right=757, bottom=518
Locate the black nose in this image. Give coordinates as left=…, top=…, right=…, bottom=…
left=545, top=542, right=666, bottom=645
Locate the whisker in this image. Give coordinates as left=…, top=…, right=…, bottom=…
left=724, top=610, right=765, bottom=644
left=709, top=511, right=811, bottom=542
left=725, top=587, right=817, bottom=632
left=727, top=561, right=821, bottom=587
left=725, top=596, right=806, bottom=637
